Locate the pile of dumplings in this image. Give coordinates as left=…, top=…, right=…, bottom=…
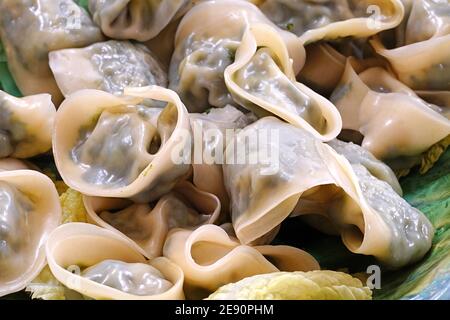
left=0, top=0, right=449, bottom=300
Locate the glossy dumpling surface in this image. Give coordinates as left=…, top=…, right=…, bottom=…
left=49, top=40, right=167, bottom=96
left=81, top=260, right=173, bottom=296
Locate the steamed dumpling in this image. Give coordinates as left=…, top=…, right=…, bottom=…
left=81, top=260, right=173, bottom=296
left=189, top=105, right=256, bottom=215
left=84, top=181, right=221, bottom=258
left=45, top=223, right=185, bottom=300
left=169, top=0, right=304, bottom=112
left=0, top=90, right=56, bottom=159
left=255, top=0, right=405, bottom=44
left=53, top=86, right=191, bottom=202
left=49, top=40, right=167, bottom=96
left=0, top=0, right=104, bottom=104
left=256, top=0, right=354, bottom=36
left=0, top=170, right=61, bottom=297
left=88, top=0, right=191, bottom=41
left=403, top=0, right=450, bottom=44
left=224, top=23, right=342, bottom=141
left=224, top=117, right=433, bottom=268
left=330, top=60, right=450, bottom=162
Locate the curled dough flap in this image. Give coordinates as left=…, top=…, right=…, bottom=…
left=309, top=143, right=434, bottom=268
left=371, top=35, right=450, bottom=91
left=296, top=0, right=405, bottom=45
left=88, top=0, right=191, bottom=41
left=169, top=0, right=305, bottom=112
left=223, top=117, right=337, bottom=244
left=190, top=105, right=256, bottom=216
left=0, top=90, right=56, bottom=159
left=163, top=224, right=319, bottom=294
left=331, top=60, right=450, bottom=160
left=0, top=0, right=104, bottom=104
left=403, top=0, right=450, bottom=45
left=83, top=181, right=221, bottom=259
left=46, top=222, right=185, bottom=300
left=0, top=170, right=61, bottom=297
left=225, top=117, right=433, bottom=268
left=224, top=23, right=342, bottom=142
left=53, top=86, right=191, bottom=202
left=174, top=0, right=304, bottom=73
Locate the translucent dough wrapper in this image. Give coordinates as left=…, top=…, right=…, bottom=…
left=53, top=86, right=191, bottom=202
left=224, top=23, right=342, bottom=141
left=0, top=170, right=61, bottom=297
left=0, top=0, right=104, bottom=104
left=49, top=40, right=167, bottom=97
left=163, top=224, right=319, bottom=296
left=83, top=181, right=221, bottom=258
left=88, top=0, right=192, bottom=41
left=331, top=60, right=450, bottom=161
left=189, top=105, right=256, bottom=216
left=46, top=223, right=184, bottom=300
left=371, top=35, right=450, bottom=91
left=223, top=117, right=434, bottom=268
left=0, top=90, right=56, bottom=159
left=402, top=0, right=450, bottom=45
left=169, top=0, right=305, bottom=112
left=254, top=0, right=404, bottom=45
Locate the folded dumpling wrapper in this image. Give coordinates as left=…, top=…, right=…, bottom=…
left=0, top=170, right=61, bottom=297
left=0, top=0, right=104, bottom=104
left=88, top=0, right=192, bottom=41
left=53, top=86, right=191, bottom=202
left=331, top=59, right=450, bottom=160
left=254, top=0, right=404, bottom=45
left=49, top=40, right=167, bottom=97
left=46, top=223, right=184, bottom=300
left=83, top=181, right=221, bottom=258
left=401, top=0, right=450, bottom=45
left=224, top=117, right=433, bottom=268
left=371, top=35, right=450, bottom=91
left=163, top=224, right=319, bottom=297
left=224, top=23, right=342, bottom=141
left=189, top=105, right=256, bottom=216
left=169, top=0, right=305, bottom=112
left=0, top=90, right=56, bottom=159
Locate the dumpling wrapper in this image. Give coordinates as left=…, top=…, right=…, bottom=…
left=189, top=105, right=256, bottom=216
left=49, top=40, right=167, bottom=97
left=53, top=86, right=191, bottom=202
left=402, top=0, right=450, bottom=45
left=46, top=222, right=185, bottom=300
left=330, top=59, right=450, bottom=160
left=0, top=170, right=61, bottom=297
left=224, top=23, right=342, bottom=142
left=0, top=0, right=104, bottom=104
left=81, top=260, right=173, bottom=297
left=253, top=0, right=404, bottom=48
left=163, top=224, right=319, bottom=298
left=224, top=117, right=434, bottom=268
left=83, top=181, right=221, bottom=258
left=370, top=35, right=450, bottom=91
left=0, top=90, right=56, bottom=159
left=169, top=0, right=305, bottom=112
left=88, top=0, right=191, bottom=41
